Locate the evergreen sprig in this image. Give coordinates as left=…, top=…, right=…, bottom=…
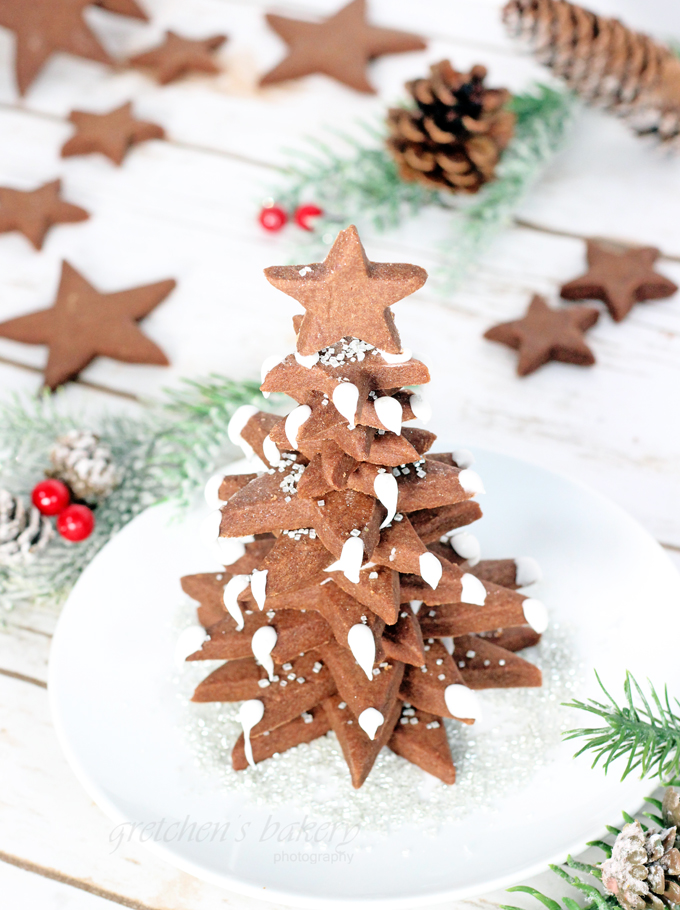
left=564, top=672, right=680, bottom=781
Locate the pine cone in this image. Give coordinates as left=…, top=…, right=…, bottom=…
left=601, top=820, right=680, bottom=910
left=49, top=430, right=121, bottom=501
left=0, top=489, right=52, bottom=566
left=503, top=0, right=680, bottom=147
left=386, top=60, right=515, bottom=194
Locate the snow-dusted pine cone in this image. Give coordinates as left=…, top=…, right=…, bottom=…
left=386, top=60, right=515, bottom=193
left=49, top=430, right=121, bottom=501
left=0, top=489, right=52, bottom=566
left=601, top=819, right=680, bottom=910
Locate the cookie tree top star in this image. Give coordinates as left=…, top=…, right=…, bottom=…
left=181, top=226, right=546, bottom=788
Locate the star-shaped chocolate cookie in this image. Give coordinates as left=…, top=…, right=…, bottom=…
left=260, top=0, right=426, bottom=94
left=264, top=224, right=427, bottom=355
left=61, top=103, right=165, bottom=165
left=560, top=240, right=678, bottom=322
left=484, top=294, right=599, bottom=376
left=0, top=261, right=175, bottom=389
left=129, top=31, right=227, bottom=84
left=0, top=180, right=89, bottom=250
left=95, top=0, right=148, bottom=19
left=0, top=0, right=112, bottom=95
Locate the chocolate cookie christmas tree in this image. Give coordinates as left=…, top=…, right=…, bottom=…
left=181, top=226, right=547, bottom=788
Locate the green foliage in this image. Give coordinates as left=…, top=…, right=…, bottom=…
left=564, top=671, right=680, bottom=781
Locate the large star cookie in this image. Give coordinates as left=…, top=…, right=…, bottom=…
left=61, top=103, right=165, bottom=165
left=260, top=0, right=426, bottom=94
left=0, top=261, right=175, bottom=389
left=0, top=180, right=89, bottom=250
left=129, top=31, right=227, bottom=84
left=0, top=0, right=112, bottom=95
left=264, top=224, right=427, bottom=356
left=484, top=294, right=599, bottom=376
left=560, top=240, right=678, bottom=322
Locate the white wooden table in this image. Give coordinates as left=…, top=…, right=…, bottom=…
left=1, top=0, right=679, bottom=906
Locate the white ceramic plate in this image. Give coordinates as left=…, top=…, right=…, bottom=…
left=49, top=447, right=680, bottom=909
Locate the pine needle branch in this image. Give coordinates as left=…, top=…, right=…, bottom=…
left=563, top=671, right=680, bottom=781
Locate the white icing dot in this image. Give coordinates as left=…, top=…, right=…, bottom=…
left=238, top=700, right=265, bottom=768
left=515, top=557, right=543, bottom=587
left=449, top=531, right=481, bottom=566
left=374, top=472, right=398, bottom=529
left=332, top=382, right=359, bottom=430
left=227, top=405, right=259, bottom=458
left=251, top=625, right=278, bottom=680
left=451, top=449, right=475, bottom=469
left=408, top=390, right=432, bottom=424
left=298, top=266, right=312, bottom=276
left=295, top=350, right=319, bottom=369
left=523, top=598, right=548, bottom=633
left=378, top=348, right=412, bottom=364
left=461, top=573, right=487, bottom=606
left=444, top=684, right=482, bottom=721
left=347, top=624, right=376, bottom=681
left=174, top=625, right=208, bottom=669
left=358, top=707, right=384, bottom=741
left=262, top=434, right=281, bottom=468
left=250, top=568, right=268, bottom=610
left=419, top=552, right=442, bottom=589
left=458, top=469, right=485, bottom=495
left=284, top=405, right=311, bottom=448
left=223, top=575, right=250, bottom=630
left=374, top=396, right=402, bottom=435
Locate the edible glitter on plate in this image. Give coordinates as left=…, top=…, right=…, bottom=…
left=174, top=603, right=584, bottom=833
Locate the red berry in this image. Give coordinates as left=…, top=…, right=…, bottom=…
left=32, top=479, right=71, bottom=516
left=294, top=204, right=323, bottom=231
left=259, top=204, right=287, bottom=232
left=57, top=504, right=95, bottom=542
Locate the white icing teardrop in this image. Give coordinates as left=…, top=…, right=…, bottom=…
left=419, top=552, right=443, bottom=589
left=358, top=707, right=384, bottom=741
left=378, top=348, right=412, bottom=364
left=523, top=598, right=548, bottom=633
left=227, top=405, right=259, bottom=457
left=347, top=624, right=376, bottom=681
left=216, top=535, right=253, bottom=565
left=325, top=536, right=364, bottom=584
left=374, top=472, right=398, bottom=529
left=409, top=390, right=432, bottom=424
left=285, top=405, right=311, bottom=448
left=238, top=699, right=265, bottom=768
left=452, top=449, right=474, bottom=469
left=445, top=684, right=482, bottom=721
left=459, top=469, right=485, bottom=495
left=295, top=350, right=319, bottom=369
left=251, top=625, right=277, bottom=680
left=250, top=568, right=268, bottom=610
left=262, top=434, right=281, bottom=468
left=174, top=625, right=208, bottom=669
left=461, top=573, right=487, bottom=606
left=203, top=466, right=232, bottom=509
left=449, top=531, right=481, bottom=566
left=515, top=557, right=542, bottom=587
left=441, top=636, right=454, bottom=655
left=332, top=383, right=359, bottom=430
left=374, top=396, right=402, bottom=435
left=410, top=600, right=422, bottom=615
left=222, top=575, right=250, bottom=630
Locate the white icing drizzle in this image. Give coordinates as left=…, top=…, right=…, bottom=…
left=419, top=552, right=443, bottom=589
left=222, top=575, right=250, bottom=630
left=449, top=531, right=481, bottom=566
left=250, top=568, right=268, bottom=610
left=378, top=348, right=412, bottom=364
left=203, top=467, right=232, bottom=509
left=332, top=382, right=359, bottom=430
left=374, top=396, right=402, bottom=435
left=347, top=624, right=376, bottom=681
left=325, top=536, right=364, bottom=584
left=410, top=600, right=422, bottom=615
left=284, top=405, right=311, bottom=448
left=262, top=434, right=281, bottom=468
left=515, top=557, right=542, bottom=587
left=227, top=405, right=259, bottom=457
left=461, top=573, right=487, bottom=606
left=174, top=625, right=208, bottom=669
left=238, top=700, right=265, bottom=768
left=441, top=636, right=454, bottom=655
left=522, top=598, right=548, bottom=633
left=374, top=472, right=398, bottom=529
left=358, top=707, right=384, bottom=741
left=251, top=625, right=277, bottom=680
left=294, top=350, right=319, bottom=369
left=451, top=449, right=474, bottom=469
left=444, top=684, right=482, bottom=721
left=408, top=390, right=432, bottom=424
left=459, top=469, right=485, bottom=495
